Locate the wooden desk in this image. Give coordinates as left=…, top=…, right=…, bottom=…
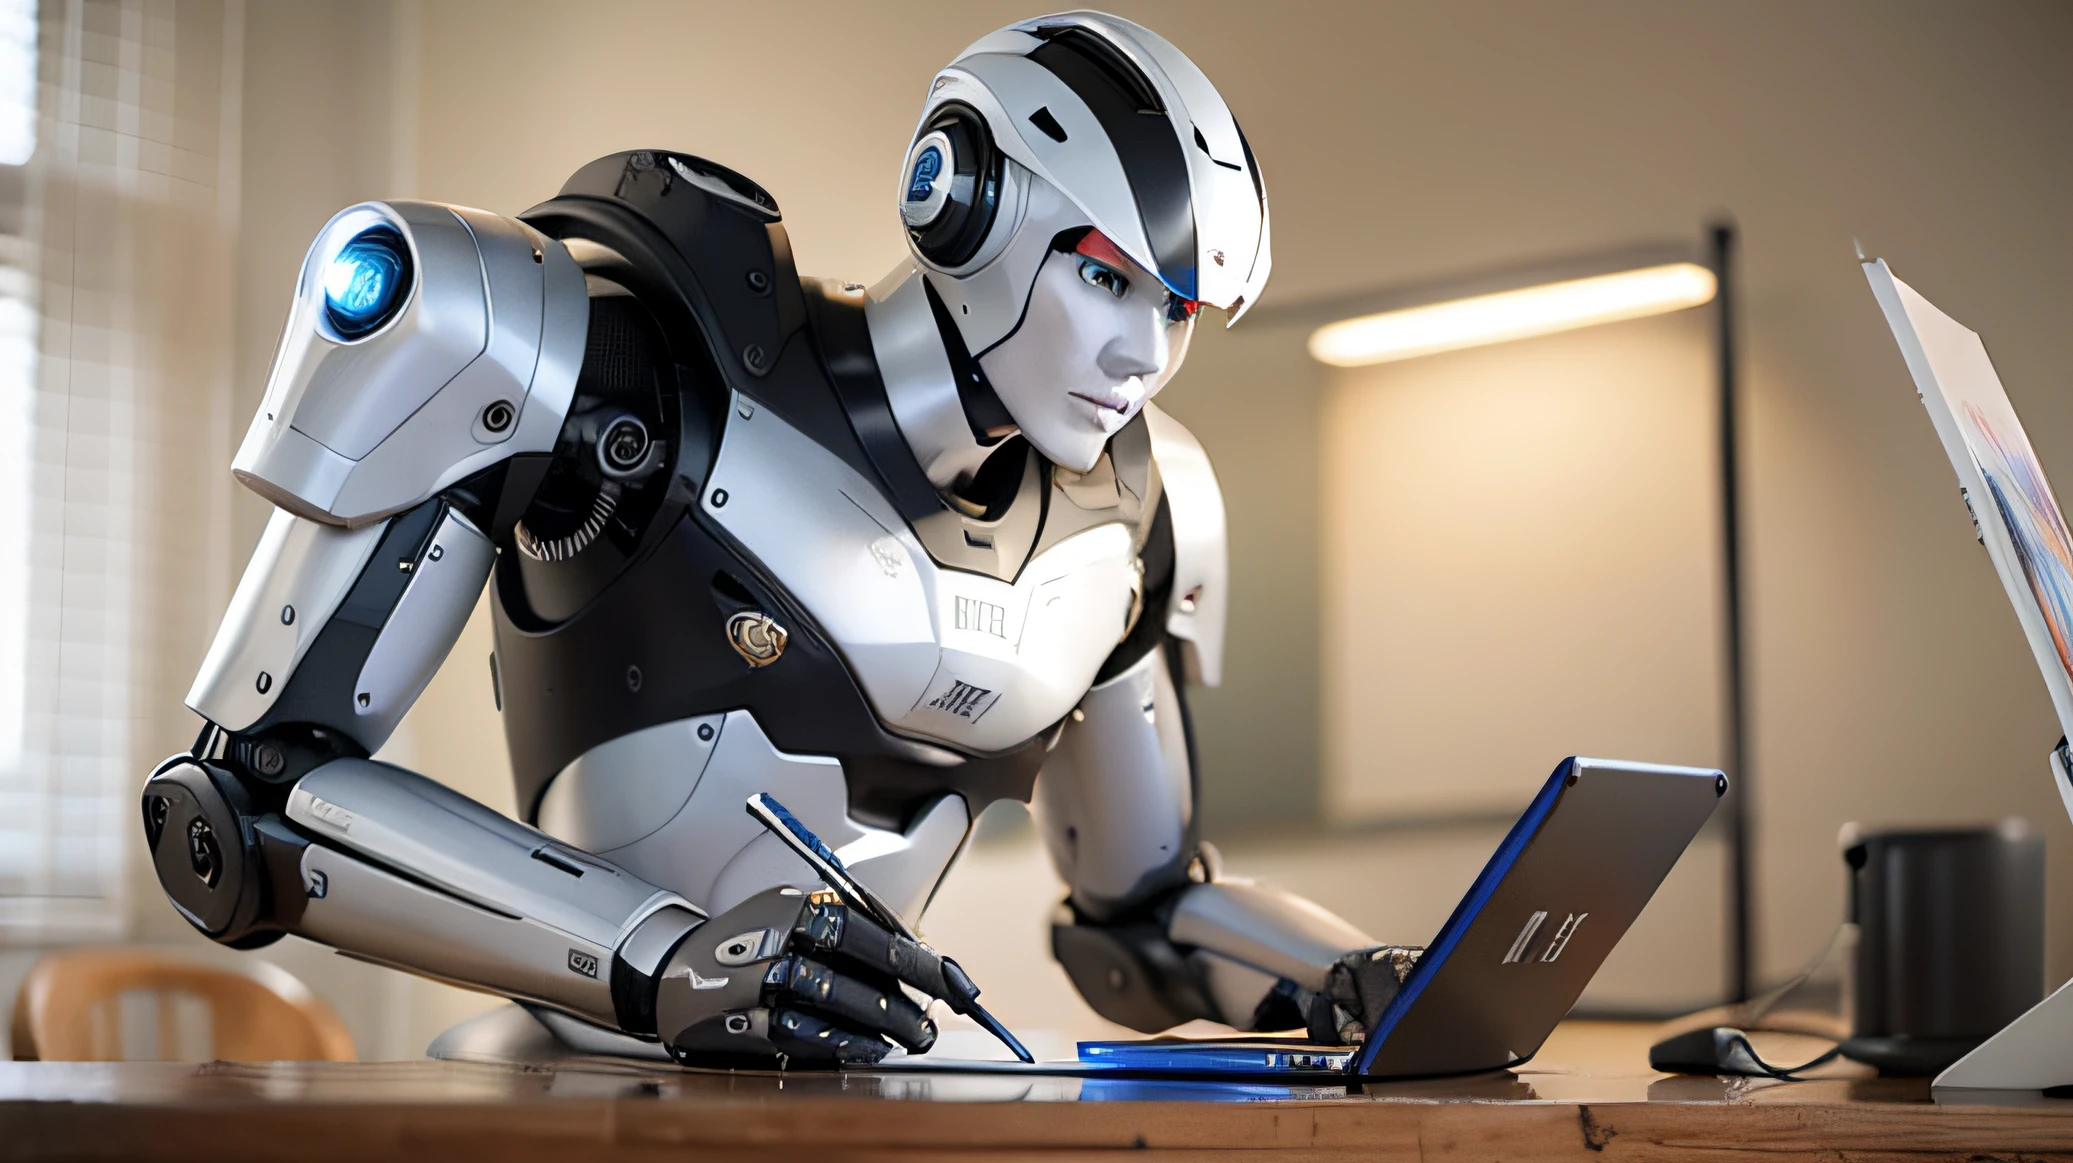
left=4, top=1022, right=2069, bottom=1161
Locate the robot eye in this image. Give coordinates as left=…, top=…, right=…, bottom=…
left=322, top=226, right=412, bottom=339
left=1077, top=258, right=1129, bottom=299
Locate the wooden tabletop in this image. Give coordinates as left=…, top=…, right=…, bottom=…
left=4, top=1021, right=2069, bottom=1161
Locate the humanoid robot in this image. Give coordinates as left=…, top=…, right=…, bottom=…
left=142, top=11, right=1415, bottom=1066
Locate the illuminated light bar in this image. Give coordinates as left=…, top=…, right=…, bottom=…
left=1307, top=262, right=1718, bottom=368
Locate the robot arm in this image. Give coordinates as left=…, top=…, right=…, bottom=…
left=144, top=201, right=959, bottom=1063
left=190, top=196, right=586, bottom=753
left=147, top=197, right=672, bottom=1014
left=1037, top=411, right=1419, bottom=1041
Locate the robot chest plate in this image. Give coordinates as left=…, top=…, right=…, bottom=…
left=702, top=393, right=1137, bottom=753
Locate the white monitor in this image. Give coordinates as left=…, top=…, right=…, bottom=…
left=1865, top=257, right=2073, bottom=823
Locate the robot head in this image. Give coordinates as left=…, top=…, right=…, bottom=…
left=898, top=11, right=1270, bottom=472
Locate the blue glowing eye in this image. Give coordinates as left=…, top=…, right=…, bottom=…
left=322, top=226, right=411, bottom=339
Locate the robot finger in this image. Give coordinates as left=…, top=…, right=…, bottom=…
left=770, top=955, right=937, bottom=1053
left=766, top=1007, right=894, bottom=1065
left=796, top=902, right=952, bottom=1000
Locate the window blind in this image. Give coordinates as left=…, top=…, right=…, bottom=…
left=0, top=0, right=240, bottom=943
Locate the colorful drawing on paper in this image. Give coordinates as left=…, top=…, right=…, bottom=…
left=1962, top=400, right=2073, bottom=682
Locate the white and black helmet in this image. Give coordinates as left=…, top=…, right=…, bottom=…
left=898, top=11, right=1271, bottom=355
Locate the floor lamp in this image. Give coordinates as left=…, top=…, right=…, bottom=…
left=1277, top=223, right=1753, bottom=1003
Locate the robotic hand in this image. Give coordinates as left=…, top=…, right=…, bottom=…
left=654, top=887, right=962, bottom=1067
left=1304, top=945, right=1425, bottom=1046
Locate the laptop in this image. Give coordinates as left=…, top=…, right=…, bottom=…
left=1862, top=257, right=2073, bottom=825
left=1077, top=755, right=1725, bottom=1080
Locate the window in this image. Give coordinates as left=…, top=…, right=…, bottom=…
left=0, top=0, right=241, bottom=943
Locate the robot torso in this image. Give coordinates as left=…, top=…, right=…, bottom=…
left=486, top=152, right=1178, bottom=919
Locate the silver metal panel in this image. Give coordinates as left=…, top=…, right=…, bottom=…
left=185, top=509, right=384, bottom=731
left=1168, top=880, right=1376, bottom=992
left=593, top=711, right=970, bottom=925
left=1144, top=405, right=1227, bottom=687
left=349, top=508, right=494, bottom=751
left=239, top=426, right=355, bottom=516
left=1093, top=12, right=1270, bottom=314
left=272, top=202, right=488, bottom=460
left=703, top=393, right=939, bottom=720
left=617, top=904, right=703, bottom=977
left=707, top=792, right=970, bottom=924
left=930, top=14, right=1269, bottom=319
left=833, top=791, right=971, bottom=923
left=296, top=842, right=620, bottom=1027
left=537, top=713, right=724, bottom=854
left=287, top=759, right=682, bottom=956
left=906, top=520, right=1137, bottom=751
left=526, top=216, right=590, bottom=446
left=704, top=392, right=1140, bottom=753
left=332, top=210, right=586, bottom=522
left=939, top=53, right=1150, bottom=272
left=1189, top=948, right=1282, bottom=1030
left=867, top=267, right=971, bottom=483
left=592, top=710, right=864, bottom=913
left=233, top=200, right=585, bottom=528
left=1032, top=645, right=1192, bottom=918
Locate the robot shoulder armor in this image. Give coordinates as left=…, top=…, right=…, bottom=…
left=524, top=151, right=804, bottom=394
left=233, top=201, right=587, bottom=528
left=1143, top=405, right=1228, bottom=687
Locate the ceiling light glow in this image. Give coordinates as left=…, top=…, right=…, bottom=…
left=1308, top=262, right=1718, bottom=367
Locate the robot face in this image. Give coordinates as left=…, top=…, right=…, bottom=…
left=977, top=229, right=1196, bottom=473
left=908, top=11, right=1271, bottom=351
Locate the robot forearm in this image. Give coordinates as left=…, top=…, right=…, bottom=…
left=285, top=760, right=705, bottom=1030
left=144, top=752, right=701, bottom=1031
left=143, top=747, right=974, bottom=1061
left=1170, top=880, right=1424, bottom=1042
left=1051, top=877, right=1417, bottom=1038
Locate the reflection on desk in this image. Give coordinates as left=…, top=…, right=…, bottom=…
left=4, top=1022, right=2071, bottom=1160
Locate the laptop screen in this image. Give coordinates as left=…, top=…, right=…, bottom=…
left=1865, top=259, right=2073, bottom=755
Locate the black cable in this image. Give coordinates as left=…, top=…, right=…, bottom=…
left=1715, top=1029, right=1842, bottom=1079
left=1650, top=1024, right=1844, bottom=1079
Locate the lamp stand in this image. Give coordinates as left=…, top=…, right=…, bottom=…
left=1712, top=222, right=1754, bottom=1004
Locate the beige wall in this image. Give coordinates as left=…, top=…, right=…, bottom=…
left=181, top=0, right=2073, bottom=1046
left=1322, top=311, right=1723, bottom=821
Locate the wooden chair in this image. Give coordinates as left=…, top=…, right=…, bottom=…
left=10, top=947, right=356, bottom=1062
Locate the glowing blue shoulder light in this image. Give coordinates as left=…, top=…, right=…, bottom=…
left=322, top=226, right=412, bottom=339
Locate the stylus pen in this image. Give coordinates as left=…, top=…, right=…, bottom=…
left=745, top=793, right=1034, bottom=1063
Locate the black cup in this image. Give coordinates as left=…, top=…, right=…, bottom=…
left=1840, top=823, right=2044, bottom=1076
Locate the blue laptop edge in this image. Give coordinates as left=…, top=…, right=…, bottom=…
left=1351, top=757, right=1575, bottom=1074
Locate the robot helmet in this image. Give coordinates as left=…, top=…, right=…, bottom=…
left=898, top=11, right=1271, bottom=357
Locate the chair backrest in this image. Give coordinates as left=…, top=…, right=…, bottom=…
left=10, top=947, right=356, bottom=1062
